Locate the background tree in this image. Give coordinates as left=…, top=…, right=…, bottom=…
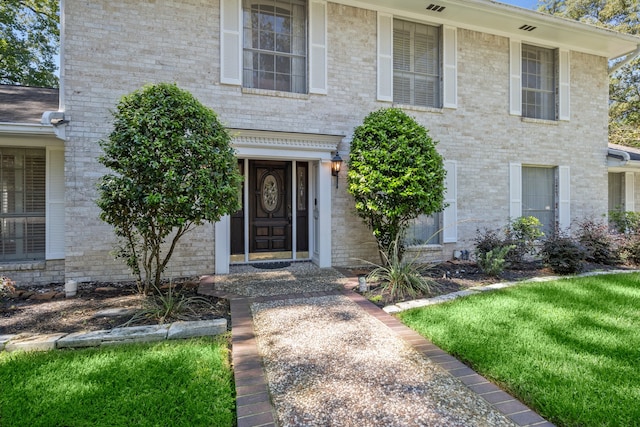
left=538, top=0, right=640, bottom=146
left=97, top=83, right=242, bottom=294
left=347, top=108, right=446, bottom=262
left=0, top=0, right=59, bottom=87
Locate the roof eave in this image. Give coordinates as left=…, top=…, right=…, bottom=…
left=338, top=0, right=640, bottom=59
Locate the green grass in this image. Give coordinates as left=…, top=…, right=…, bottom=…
left=0, top=336, right=235, bottom=427
left=398, top=273, right=640, bottom=427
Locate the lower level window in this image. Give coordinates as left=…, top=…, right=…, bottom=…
left=404, top=212, right=442, bottom=246
left=0, top=148, right=46, bottom=261
left=522, top=166, right=555, bottom=235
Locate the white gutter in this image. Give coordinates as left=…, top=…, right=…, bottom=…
left=608, top=147, right=631, bottom=168
left=0, top=123, right=58, bottom=137
left=609, top=45, right=640, bottom=75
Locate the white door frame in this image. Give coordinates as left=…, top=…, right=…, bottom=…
left=214, top=129, right=342, bottom=274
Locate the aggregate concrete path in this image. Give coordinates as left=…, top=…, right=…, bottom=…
left=200, top=264, right=555, bottom=427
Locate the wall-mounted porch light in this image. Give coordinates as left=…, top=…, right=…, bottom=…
left=331, top=152, right=343, bottom=188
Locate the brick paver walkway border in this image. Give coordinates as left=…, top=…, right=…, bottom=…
left=199, top=274, right=555, bottom=427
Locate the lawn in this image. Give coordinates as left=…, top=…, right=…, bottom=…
left=398, top=273, right=640, bottom=427
left=0, top=335, right=235, bottom=427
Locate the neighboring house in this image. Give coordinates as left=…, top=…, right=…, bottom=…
left=0, top=85, right=65, bottom=284
left=3, top=0, right=640, bottom=285
left=608, top=143, right=640, bottom=214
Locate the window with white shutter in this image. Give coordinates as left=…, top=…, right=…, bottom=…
left=393, top=19, right=441, bottom=108
left=242, top=0, right=307, bottom=93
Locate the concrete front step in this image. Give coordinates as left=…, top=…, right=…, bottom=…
left=1, top=318, right=227, bottom=352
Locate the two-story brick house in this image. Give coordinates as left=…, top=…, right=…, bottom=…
left=4, top=0, right=640, bottom=285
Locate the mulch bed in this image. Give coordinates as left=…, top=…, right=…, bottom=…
left=1, top=261, right=635, bottom=336
left=0, top=278, right=230, bottom=336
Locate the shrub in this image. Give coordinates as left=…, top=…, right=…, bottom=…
left=0, top=276, right=15, bottom=298
left=505, top=216, right=544, bottom=263
left=619, top=234, right=640, bottom=265
left=348, top=108, right=446, bottom=263
left=366, top=234, right=438, bottom=301
left=540, top=234, right=586, bottom=274
left=476, top=245, right=514, bottom=277
left=473, top=228, right=504, bottom=257
left=609, top=210, right=640, bottom=234
left=97, top=83, right=242, bottom=294
left=576, top=218, right=619, bottom=265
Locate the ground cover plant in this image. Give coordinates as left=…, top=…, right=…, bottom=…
left=398, top=273, right=640, bottom=427
left=0, top=336, right=234, bottom=427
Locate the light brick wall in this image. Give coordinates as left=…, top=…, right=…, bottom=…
left=60, top=0, right=610, bottom=280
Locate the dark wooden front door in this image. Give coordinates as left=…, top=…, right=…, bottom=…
left=249, top=161, right=292, bottom=255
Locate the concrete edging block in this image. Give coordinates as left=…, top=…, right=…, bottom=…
left=167, top=319, right=227, bottom=339
left=5, top=333, right=67, bottom=352
left=56, top=330, right=110, bottom=349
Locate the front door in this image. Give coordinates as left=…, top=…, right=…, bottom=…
left=249, top=160, right=292, bottom=260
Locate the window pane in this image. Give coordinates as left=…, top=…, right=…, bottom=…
left=522, top=167, right=555, bottom=235
left=522, top=44, right=556, bottom=120
left=393, top=19, right=441, bottom=108
left=404, top=213, right=442, bottom=246
left=608, top=172, right=624, bottom=211
left=0, top=148, right=46, bottom=261
left=243, top=0, right=307, bottom=93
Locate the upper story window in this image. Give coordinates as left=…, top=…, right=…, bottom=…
left=242, top=0, right=307, bottom=93
left=522, top=44, right=556, bottom=120
left=393, top=19, right=441, bottom=108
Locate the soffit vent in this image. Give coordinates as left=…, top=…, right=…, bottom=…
left=426, top=4, right=446, bottom=12
left=519, top=24, right=537, bottom=32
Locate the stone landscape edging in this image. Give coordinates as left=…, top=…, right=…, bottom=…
left=0, top=318, right=227, bottom=353
left=383, top=269, right=640, bottom=314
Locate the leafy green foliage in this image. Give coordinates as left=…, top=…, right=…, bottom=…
left=619, top=234, right=640, bottom=264
left=609, top=209, right=640, bottom=234
left=0, top=0, right=59, bottom=87
left=476, top=245, right=514, bottom=277
left=576, top=218, right=619, bottom=264
left=540, top=233, right=586, bottom=274
left=505, top=216, right=544, bottom=262
left=539, top=0, right=640, bottom=146
left=0, top=276, right=15, bottom=298
left=122, top=284, right=216, bottom=326
left=347, top=108, right=445, bottom=260
left=366, top=234, right=439, bottom=301
left=97, top=83, right=242, bottom=294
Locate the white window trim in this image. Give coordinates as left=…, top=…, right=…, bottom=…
left=510, top=39, right=570, bottom=120
left=510, top=163, right=570, bottom=231
left=377, top=14, right=457, bottom=107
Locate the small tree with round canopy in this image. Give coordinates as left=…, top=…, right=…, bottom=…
left=347, top=107, right=446, bottom=264
left=97, top=83, right=242, bottom=294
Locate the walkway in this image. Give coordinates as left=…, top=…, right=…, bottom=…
left=199, top=263, right=554, bottom=427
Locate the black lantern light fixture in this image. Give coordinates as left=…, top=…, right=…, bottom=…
left=331, top=152, right=343, bottom=188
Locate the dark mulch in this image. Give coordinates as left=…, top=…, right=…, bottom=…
left=0, top=278, right=230, bottom=336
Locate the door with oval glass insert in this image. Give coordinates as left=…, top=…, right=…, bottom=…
left=249, top=160, right=292, bottom=260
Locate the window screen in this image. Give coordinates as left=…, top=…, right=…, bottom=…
left=0, top=148, right=46, bottom=261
